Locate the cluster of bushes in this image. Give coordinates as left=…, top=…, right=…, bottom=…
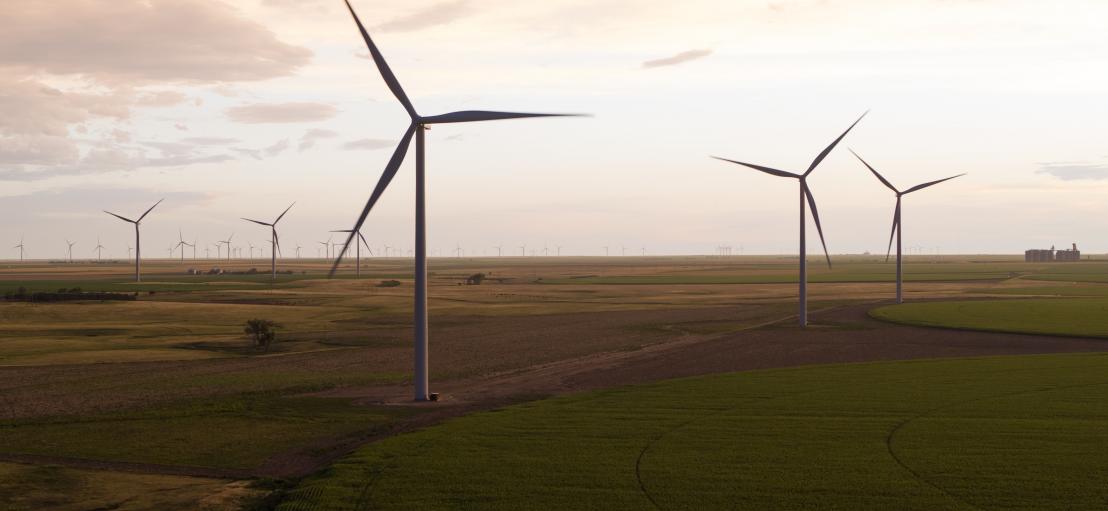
left=3, top=287, right=137, bottom=302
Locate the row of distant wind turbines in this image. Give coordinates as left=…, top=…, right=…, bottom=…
left=324, top=1, right=962, bottom=399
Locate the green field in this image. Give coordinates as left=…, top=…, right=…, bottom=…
left=872, top=298, right=1108, bottom=338
left=279, top=354, right=1108, bottom=510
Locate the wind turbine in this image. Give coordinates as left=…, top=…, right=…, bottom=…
left=332, top=0, right=584, bottom=401
left=712, top=113, right=866, bottom=327
left=295, top=245, right=302, bottom=259
left=850, top=149, right=965, bottom=304
left=331, top=228, right=372, bottom=276
left=242, top=203, right=294, bottom=280
left=494, top=245, right=502, bottom=257
left=104, top=199, right=162, bottom=282
left=94, top=238, right=105, bottom=261
left=318, top=237, right=331, bottom=259
left=174, top=229, right=188, bottom=262
left=13, top=236, right=24, bottom=261
left=65, top=239, right=76, bottom=262
left=218, top=233, right=233, bottom=261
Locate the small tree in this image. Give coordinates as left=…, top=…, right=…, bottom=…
left=244, top=319, right=278, bottom=352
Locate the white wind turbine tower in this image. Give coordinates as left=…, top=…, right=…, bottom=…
left=13, top=236, right=25, bottom=261
left=174, top=229, right=188, bottom=262
left=94, top=238, right=105, bottom=261
left=331, top=228, right=372, bottom=276
left=295, top=245, right=302, bottom=259
left=104, top=199, right=162, bottom=282
left=494, top=245, right=502, bottom=257
left=318, top=235, right=333, bottom=259
left=242, top=203, right=294, bottom=280
left=332, top=0, right=584, bottom=401
left=850, top=149, right=965, bottom=304
left=218, top=233, right=233, bottom=261
left=712, top=113, right=865, bottom=327
left=65, top=239, right=76, bottom=263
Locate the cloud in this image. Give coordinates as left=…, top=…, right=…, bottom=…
left=342, top=138, right=394, bottom=151
left=264, top=139, right=291, bottom=157
left=642, top=49, right=713, bottom=69
left=1037, top=162, right=1108, bottom=181
left=182, top=137, right=239, bottom=146
left=135, top=90, right=189, bottom=107
left=0, top=77, right=130, bottom=166
left=298, top=128, right=338, bottom=151
left=0, top=0, right=311, bottom=83
left=226, top=102, right=338, bottom=124
left=376, top=0, right=473, bottom=33
left=232, top=147, right=263, bottom=160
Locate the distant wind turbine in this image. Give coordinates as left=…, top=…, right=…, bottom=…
left=332, top=0, right=585, bottom=401
left=243, top=202, right=294, bottom=279
left=65, top=239, right=76, bottom=263
left=331, top=228, right=372, bottom=276
left=712, top=113, right=866, bottom=327
left=494, top=245, right=502, bottom=257
left=218, top=233, right=233, bottom=261
left=13, top=236, right=25, bottom=261
left=104, top=199, right=162, bottom=282
left=94, top=238, right=105, bottom=261
left=850, top=149, right=965, bottom=304
left=295, top=245, right=302, bottom=259
left=174, top=229, right=188, bottom=262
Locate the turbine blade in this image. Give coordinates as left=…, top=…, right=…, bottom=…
left=804, top=184, right=832, bottom=269
left=273, top=229, right=282, bottom=256
left=329, top=124, right=417, bottom=277
left=103, top=210, right=135, bottom=223
left=343, top=0, right=417, bottom=118
left=886, top=199, right=900, bottom=262
left=903, top=173, right=966, bottom=194
left=849, top=149, right=898, bottom=193
left=137, top=198, right=163, bottom=222
left=711, top=156, right=799, bottom=178
left=359, top=232, right=372, bottom=254
left=805, top=111, right=868, bottom=176
left=329, top=229, right=354, bottom=233
left=242, top=218, right=272, bottom=227
left=274, top=202, right=295, bottom=224
left=421, top=111, right=586, bottom=124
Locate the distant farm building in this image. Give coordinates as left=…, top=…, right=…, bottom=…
left=1025, top=243, right=1081, bottom=262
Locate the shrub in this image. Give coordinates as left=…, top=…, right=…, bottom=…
left=244, top=319, right=279, bottom=352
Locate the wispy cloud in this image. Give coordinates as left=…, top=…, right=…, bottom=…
left=342, top=138, right=394, bottom=151
left=264, top=139, right=291, bottom=157
left=376, top=0, right=473, bottom=33
left=298, top=128, right=338, bottom=151
left=642, top=49, right=713, bottom=69
left=226, top=102, right=338, bottom=124
left=1037, top=162, right=1108, bottom=181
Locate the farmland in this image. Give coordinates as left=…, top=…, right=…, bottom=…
left=1, top=254, right=1107, bottom=509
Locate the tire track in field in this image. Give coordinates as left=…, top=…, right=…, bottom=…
left=884, top=380, right=1108, bottom=511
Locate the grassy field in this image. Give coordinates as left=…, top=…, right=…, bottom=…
left=0, top=462, right=256, bottom=511
left=2, top=255, right=1107, bottom=508
left=279, top=353, right=1108, bottom=510
left=872, top=298, right=1108, bottom=338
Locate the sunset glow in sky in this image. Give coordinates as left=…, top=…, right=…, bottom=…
left=3, top=0, right=1107, bottom=258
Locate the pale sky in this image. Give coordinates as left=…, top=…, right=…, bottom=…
left=2, top=0, right=1107, bottom=259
